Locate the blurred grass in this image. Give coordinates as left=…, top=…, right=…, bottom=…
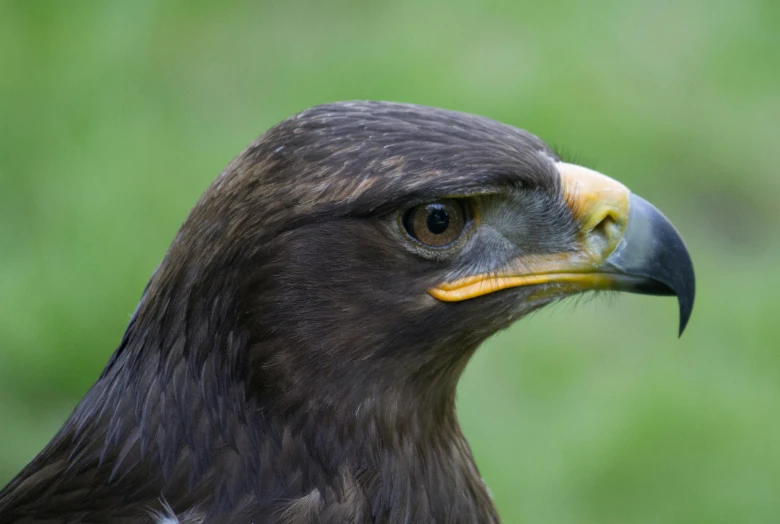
left=1, top=1, right=778, bottom=522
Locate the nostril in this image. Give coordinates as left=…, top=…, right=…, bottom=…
left=589, top=213, right=618, bottom=254
left=593, top=213, right=615, bottom=236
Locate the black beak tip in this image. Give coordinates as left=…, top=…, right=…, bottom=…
left=676, top=258, right=696, bottom=337
left=659, top=213, right=696, bottom=338
left=678, top=294, right=693, bottom=337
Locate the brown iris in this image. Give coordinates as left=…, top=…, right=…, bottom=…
left=402, top=199, right=469, bottom=247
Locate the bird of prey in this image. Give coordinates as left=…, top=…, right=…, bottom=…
left=0, top=101, right=694, bottom=523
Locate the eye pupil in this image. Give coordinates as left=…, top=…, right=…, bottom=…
left=426, top=206, right=450, bottom=235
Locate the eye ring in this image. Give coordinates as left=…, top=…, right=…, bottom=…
left=401, top=199, right=472, bottom=249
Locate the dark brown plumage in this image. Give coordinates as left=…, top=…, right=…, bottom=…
left=0, top=101, right=694, bottom=523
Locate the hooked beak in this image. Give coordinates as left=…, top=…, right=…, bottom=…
left=429, top=163, right=696, bottom=335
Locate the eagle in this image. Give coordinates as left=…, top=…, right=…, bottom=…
left=0, top=101, right=694, bottom=523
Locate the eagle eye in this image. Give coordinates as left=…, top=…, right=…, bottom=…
left=401, top=199, right=471, bottom=248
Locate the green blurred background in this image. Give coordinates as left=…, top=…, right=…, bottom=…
left=1, top=1, right=778, bottom=522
